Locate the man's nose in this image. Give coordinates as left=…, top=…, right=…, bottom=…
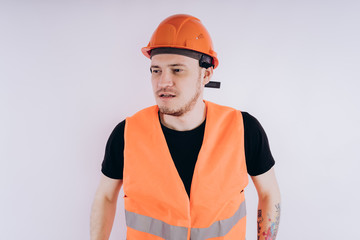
left=158, top=71, right=174, bottom=88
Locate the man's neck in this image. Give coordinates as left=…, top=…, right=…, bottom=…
left=159, top=100, right=206, bottom=131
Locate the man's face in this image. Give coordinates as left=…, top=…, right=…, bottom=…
left=150, top=54, right=204, bottom=116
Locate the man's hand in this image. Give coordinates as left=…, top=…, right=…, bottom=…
left=90, top=174, right=123, bottom=240
left=251, top=167, right=281, bottom=240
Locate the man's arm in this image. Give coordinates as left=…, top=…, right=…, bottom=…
left=90, top=174, right=123, bottom=240
left=251, top=167, right=281, bottom=240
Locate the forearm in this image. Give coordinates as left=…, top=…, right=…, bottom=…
left=90, top=197, right=118, bottom=240
left=257, top=196, right=281, bottom=240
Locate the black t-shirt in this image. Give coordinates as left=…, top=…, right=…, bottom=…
left=101, top=111, right=275, bottom=197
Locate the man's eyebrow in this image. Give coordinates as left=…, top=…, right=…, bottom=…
left=168, top=64, right=186, bottom=67
left=150, top=64, right=187, bottom=68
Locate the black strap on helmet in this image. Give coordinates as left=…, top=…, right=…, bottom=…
left=199, top=54, right=213, bottom=69
left=199, top=55, right=220, bottom=88
left=205, top=81, right=221, bottom=88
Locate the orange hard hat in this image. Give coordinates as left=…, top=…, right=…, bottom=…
left=141, top=14, right=219, bottom=69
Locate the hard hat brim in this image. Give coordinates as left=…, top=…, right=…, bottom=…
left=142, top=46, right=219, bottom=69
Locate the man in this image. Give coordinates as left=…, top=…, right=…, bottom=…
left=91, top=14, right=281, bottom=240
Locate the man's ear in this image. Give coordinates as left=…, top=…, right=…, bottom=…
left=202, top=67, right=213, bottom=85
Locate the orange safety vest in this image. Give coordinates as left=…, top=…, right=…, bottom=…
left=123, top=100, right=248, bottom=240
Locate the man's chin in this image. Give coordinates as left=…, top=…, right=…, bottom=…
left=158, top=105, right=183, bottom=117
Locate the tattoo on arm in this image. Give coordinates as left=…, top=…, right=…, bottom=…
left=257, top=203, right=281, bottom=240
left=257, top=210, right=263, bottom=240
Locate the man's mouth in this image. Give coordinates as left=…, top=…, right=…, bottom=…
left=159, top=93, right=176, bottom=98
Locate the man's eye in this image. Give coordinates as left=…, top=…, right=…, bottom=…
left=151, top=69, right=160, bottom=74
left=173, top=69, right=183, bottom=73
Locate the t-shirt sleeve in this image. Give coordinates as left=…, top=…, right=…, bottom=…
left=241, top=112, right=275, bottom=176
left=101, top=120, right=125, bottom=179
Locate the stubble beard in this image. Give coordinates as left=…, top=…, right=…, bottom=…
left=159, top=74, right=202, bottom=117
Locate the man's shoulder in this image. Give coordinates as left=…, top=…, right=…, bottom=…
left=108, top=119, right=126, bottom=139
left=206, top=101, right=263, bottom=130
left=205, top=100, right=240, bottom=112
left=127, top=105, right=158, bottom=119
left=206, top=100, right=248, bottom=120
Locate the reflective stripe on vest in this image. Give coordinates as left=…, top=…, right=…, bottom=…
left=125, top=209, right=188, bottom=240
left=125, top=201, right=246, bottom=240
left=191, top=201, right=246, bottom=240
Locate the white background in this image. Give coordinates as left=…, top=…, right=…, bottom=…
left=1, top=0, right=359, bottom=239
